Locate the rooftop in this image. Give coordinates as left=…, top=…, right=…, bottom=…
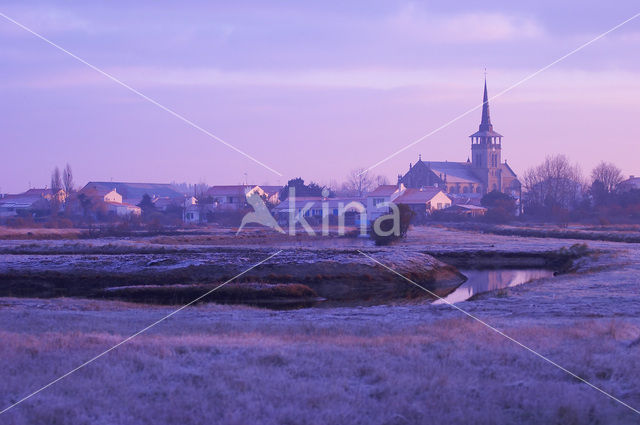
left=394, top=188, right=447, bottom=204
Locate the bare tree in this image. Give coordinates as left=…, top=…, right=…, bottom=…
left=375, top=174, right=390, bottom=186
left=344, top=168, right=375, bottom=197
left=591, top=161, right=623, bottom=193
left=522, top=155, right=585, bottom=212
left=50, top=167, right=62, bottom=193
left=50, top=166, right=63, bottom=215
left=63, top=163, right=74, bottom=194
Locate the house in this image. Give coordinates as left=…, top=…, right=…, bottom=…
left=206, top=185, right=265, bottom=210
left=366, top=184, right=406, bottom=221
left=393, top=187, right=452, bottom=215
left=106, top=202, right=141, bottom=217
left=0, top=188, right=65, bottom=217
left=446, top=204, right=488, bottom=217
left=183, top=196, right=200, bottom=223
left=74, top=186, right=140, bottom=217
left=398, top=79, right=521, bottom=198
left=259, top=185, right=284, bottom=205
left=272, top=196, right=366, bottom=225
left=79, top=182, right=184, bottom=206
left=447, top=193, right=483, bottom=206
left=152, top=196, right=182, bottom=212
left=23, top=188, right=67, bottom=203
left=618, top=176, right=640, bottom=192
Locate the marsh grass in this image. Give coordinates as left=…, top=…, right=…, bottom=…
left=1, top=299, right=639, bottom=425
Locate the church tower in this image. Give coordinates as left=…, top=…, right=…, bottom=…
left=470, top=78, right=503, bottom=193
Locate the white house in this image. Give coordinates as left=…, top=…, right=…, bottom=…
left=272, top=196, right=367, bottom=226
left=206, top=185, right=266, bottom=210
left=76, top=187, right=140, bottom=217
left=183, top=196, right=200, bottom=223
left=366, top=184, right=406, bottom=221
left=106, top=202, right=141, bottom=217
left=103, top=189, right=122, bottom=203
left=392, top=188, right=452, bottom=215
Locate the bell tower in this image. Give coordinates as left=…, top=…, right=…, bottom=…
left=470, top=77, right=503, bottom=193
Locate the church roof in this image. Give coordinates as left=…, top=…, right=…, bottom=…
left=469, top=78, right=502, bottom=138
left=422, top=161, right=483, bottom=184
left=500, top=162, right=518, bottom=178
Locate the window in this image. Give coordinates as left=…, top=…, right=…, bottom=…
left=373, top=198, right=385, bottom=207
left=437, top=203, right=443, bottom=210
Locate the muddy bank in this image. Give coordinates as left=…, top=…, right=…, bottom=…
left=99, top=282, right=320, bottom=308
left=0, top=248, right=464, bottom=303
left=444, top=223, right=640, bottom=243
left=426, top=244, right=590, bottom=272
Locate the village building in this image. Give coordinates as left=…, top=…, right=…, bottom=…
left=259, top=185, right=284, bottom=205
left=205, top=185, right=279, bottom=210
left=366, top=184, right=406, bottom=221
left=392, top=188, right=452, bottom=216
left=445, top=204, right=488, bottom=218
left=73, top=186, right=141, bottom=217
left=272, top=196, right=366, bottom=225
left=182, top=196, right=200, bottom=223
left=107, top=201, right=142, bottom=217
left=618, top=176, right=640, bottom=192
left=79, top=182, right=184, bottom=206
left=398, top=79, right=521, bottom=200
left=152, top=197, right=183, bottom=212
left=0, top=188, right=66, bottom=217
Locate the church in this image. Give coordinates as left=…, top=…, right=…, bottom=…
left=399, top=79, right=521, bottom=200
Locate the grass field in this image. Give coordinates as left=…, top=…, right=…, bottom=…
left=1, top=226, right=640, bottom=424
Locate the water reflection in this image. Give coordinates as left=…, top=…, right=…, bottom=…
left=434, top=269, right=555, bottom=304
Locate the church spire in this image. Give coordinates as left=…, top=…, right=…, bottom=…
left=479, top=77, right=493, bottom=131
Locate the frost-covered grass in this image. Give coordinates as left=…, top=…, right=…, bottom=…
left=1, top=227, right=640, bottom=424
left=1, top=298, right=639, bottom=425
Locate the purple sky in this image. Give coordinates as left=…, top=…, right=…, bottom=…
left=1, top=1, right=639, bottom=192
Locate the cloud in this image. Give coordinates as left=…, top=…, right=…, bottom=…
left=12, top=64, right=639, bottom=96
left=0, top=6, right=93, bottom=35
left=388, top=5, right=545, bottom=43
left=9, top=65, right=477, bottom=91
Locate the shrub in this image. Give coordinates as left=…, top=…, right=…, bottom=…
left=370, top=204, right=414, bottom=246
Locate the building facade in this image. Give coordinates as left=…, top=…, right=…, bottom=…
left=399, top=79, right=520, bottom=199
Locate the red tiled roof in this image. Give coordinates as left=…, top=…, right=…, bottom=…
left=259, top=185, right=283, bottom=195
left=394, top=188, right=446, bottom=204
left=106, top=201, right=140, bottom=208
left=78, top=186, right=116, bottom=198
left=368, top=185, right=399, bottom=197
left=206, top=185, right=256, bottom=196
